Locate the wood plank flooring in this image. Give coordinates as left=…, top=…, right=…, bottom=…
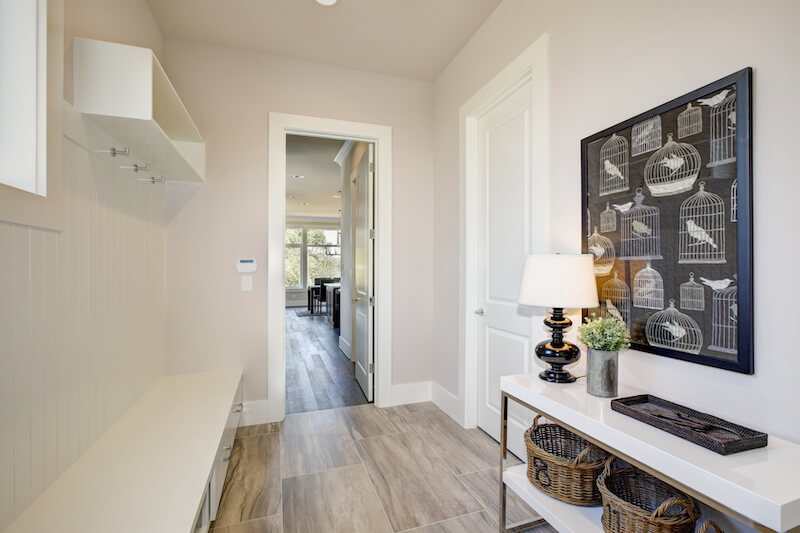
left=285, top=308, right=367, bottom=414
left=211, top=402, right=556, bottom=533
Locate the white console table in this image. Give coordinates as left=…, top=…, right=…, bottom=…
left=499, top=374, right=800, bottom=533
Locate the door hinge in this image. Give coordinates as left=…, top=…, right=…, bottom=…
left=368, top=296, right=375, bottom=306
left=369, top=162, right=375, bottom=173
left=369, top=228, right=376, bottom=239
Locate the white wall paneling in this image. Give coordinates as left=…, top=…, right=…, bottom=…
left=0, top=119, right=167, bottom=530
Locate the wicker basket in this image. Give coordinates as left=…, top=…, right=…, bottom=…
left=523, top=415, right=608, bottom=506
left=597, top=459, right=701, bottom=533
left=699, top=521, right=723, bottom=533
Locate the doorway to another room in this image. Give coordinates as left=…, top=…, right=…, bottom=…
left=284, top=135, right=376, bottom=414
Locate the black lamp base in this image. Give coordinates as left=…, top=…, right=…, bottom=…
left=538, top=367, right=577, bottom=383
left=535, top=307, right=582, bottom=383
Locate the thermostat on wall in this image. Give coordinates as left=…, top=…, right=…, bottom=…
left=237, top=258, right=257, bottom=273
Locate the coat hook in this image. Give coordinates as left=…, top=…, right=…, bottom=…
left=120, top=163, right=150, bottom=172
left=95, top=147, right=129, bottom=157
left=138, top=176, right=165, bottom=184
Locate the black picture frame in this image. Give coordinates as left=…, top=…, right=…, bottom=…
left=581, top=67, right=753, bottom=374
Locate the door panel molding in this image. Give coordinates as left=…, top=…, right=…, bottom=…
left=457, top=34, right=550, bottom=430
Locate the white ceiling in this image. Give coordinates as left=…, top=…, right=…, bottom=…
left=286, top=135, right=345, bottom=218
left=146, top=0, right=501, bottom=81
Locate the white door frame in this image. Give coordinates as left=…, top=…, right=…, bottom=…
left=268, top=113, right=393, bottom=420
left=458, top=35, right=551, bottom=428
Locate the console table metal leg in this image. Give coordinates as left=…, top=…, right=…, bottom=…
left=500, top=393, right=508, bottom=533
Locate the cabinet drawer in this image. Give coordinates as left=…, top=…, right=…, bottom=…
left=210, top=379, right=243, bottom=520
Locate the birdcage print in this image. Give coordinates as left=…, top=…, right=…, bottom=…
left=601, top=272, right=631, bottom=329
left=643, top=133, right=701, bottom=197
left=599, top=133, right=629, bottom=196
left=620, top=188, right=662, bottom=260
left=645, top=300, right=703, bottom=354
left=678, top=182, right=726, bottom=264
left=631, top=116, right=662, bottom=157
left=600, top=202, right=617, bottom=233
left=707, top=90, right=736, bottom=167
left=588, top=227, right=615, bottom=276
left=633, top=262, right=664, bottom=310
left=679, top=272, right=705, bottom=311
left=730, top=179, right=738, bottom=222
left=709, top=282, right=737, bottom=354
left=677, top=103, right=703, bottom=138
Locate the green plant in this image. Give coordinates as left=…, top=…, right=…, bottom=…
left=577, top=314, right=631, bottom=352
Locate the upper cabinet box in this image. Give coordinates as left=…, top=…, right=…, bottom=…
left=73, top=38, right=205, bottom=182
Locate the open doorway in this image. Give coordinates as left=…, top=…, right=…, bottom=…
left=283, top=135, right=376, bottom=414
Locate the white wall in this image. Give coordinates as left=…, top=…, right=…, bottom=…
left=433, top=1, right=800, bottom=530
left=0, top=0, right=166, bottom=528
left=162, top=40, right=435, bottom=405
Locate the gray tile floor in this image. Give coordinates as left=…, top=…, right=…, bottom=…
left=285, top=307, right=368, bottom=414
left=211, top=402, right=557, bottom=533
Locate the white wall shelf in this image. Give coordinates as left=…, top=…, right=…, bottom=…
left=73, top=38, right=205, bottom=183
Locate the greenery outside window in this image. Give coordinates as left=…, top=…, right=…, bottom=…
left=285, top=227, right=341, bottom=289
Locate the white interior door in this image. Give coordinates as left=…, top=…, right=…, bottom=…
left=476, top=81, right=535, bottom=459
left=353, top=144, right=375, bottom=401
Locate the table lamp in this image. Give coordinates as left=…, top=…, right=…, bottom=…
left=519, top=254, right=599, bottom=383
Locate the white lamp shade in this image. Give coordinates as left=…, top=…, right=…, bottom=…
left=518, top=254, right=599, bottom=309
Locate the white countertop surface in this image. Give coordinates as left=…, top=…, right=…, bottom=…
left=3, top=369, right=243, bottom=533
left=501, top=373, right=800, bottom=532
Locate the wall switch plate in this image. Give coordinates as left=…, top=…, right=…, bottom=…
left=241, top=275, right=253, bottom=292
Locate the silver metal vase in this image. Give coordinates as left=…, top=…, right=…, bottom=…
left=586, top=349, right=618, bottom=398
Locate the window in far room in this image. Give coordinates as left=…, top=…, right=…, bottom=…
left=285, top=227, right=341, bottom=289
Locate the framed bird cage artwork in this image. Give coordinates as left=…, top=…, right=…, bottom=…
left=581, top=68, right=753, bottom=374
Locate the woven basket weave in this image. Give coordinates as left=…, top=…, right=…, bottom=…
left=523, top=415, right=608, bottom=506
left=699, top=521, right=723, bottom=533
left=597, top=459, right=701, bottom=533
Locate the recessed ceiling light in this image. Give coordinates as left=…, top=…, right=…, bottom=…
left=316, top=0, right=337, bottom=5
left=301, top=202, right=310, bottom=206
left=288, top=195, right=297, bottom=199
left=293, top=175, right=305, bottom=179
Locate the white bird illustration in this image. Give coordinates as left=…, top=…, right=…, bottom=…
left=604, top=159, right=625, bottom=181
left=663, top=321, right=687, bottom=340
left=589, top=245, right=606, bottom=258
left=686, top=219, right=718, bottom=249
left=699, top=277, right=733, bottom=291
left=634, top=121, right=656, bottom=144
left=613, top=202, right=633, bottom=213
left=631, top=220, right=652, bottom=236
left=606, top=299, right=624, bottom=323
left=697, top=89, right=731, bottom=107
left=660, top=153, right=685, bottom=174
left=728, top=111, right=736, bottom=131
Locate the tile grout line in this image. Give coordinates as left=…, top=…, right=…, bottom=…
left=396, top=510, right=489, bottom=532
left=352, top=441, right=396, bottom=532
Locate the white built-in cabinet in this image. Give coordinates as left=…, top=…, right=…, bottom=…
left=73, top=38, right=205, bottom=183
left=3, top=370, right=243, bottom=533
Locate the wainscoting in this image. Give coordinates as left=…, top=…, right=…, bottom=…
left=0, top=128, right=166, bottom=529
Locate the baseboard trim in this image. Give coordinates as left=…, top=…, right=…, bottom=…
left=432, top=382, right=466, bottom=427
left=338, top=336, right=352, bottom=360
left=387, top=381, right=432, bottom=407
left=240, top=400, right=283, bottom=426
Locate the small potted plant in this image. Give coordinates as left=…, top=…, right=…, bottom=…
left=577, top=314, right=630, bottom=398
